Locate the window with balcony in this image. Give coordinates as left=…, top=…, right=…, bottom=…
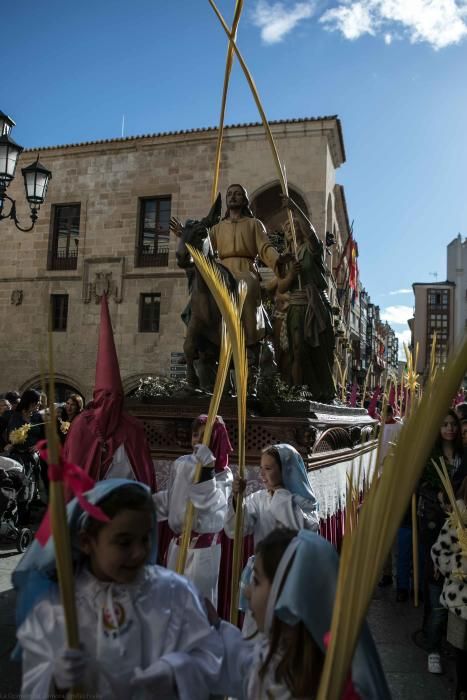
left=139, top=293, right=161, bottom=332
left=427, top=288, right=449, bottom=309
left=136, top=197, right=171, bottom=267
left=50, top=294, right=69, bottom=331
left=49, top=204, right=80, bottom=270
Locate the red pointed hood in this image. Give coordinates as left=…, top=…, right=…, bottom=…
left=63, top=293, right=157, bottom=491
left=92, top=294, right=123, bottom=437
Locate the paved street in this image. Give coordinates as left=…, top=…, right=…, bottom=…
left=0, top=546, right=455, bottom=699
left=369, top=586, right=454, bottom=699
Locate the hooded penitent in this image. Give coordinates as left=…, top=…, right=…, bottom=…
left=63, top=295, right=156, bottom=490
left=196, top=414, right=233, bottom=472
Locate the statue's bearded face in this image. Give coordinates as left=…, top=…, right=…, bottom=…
left=226, top=185, right=246, bottom=210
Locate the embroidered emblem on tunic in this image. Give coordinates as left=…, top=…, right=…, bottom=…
left=103, top=601, right=125, bottom=630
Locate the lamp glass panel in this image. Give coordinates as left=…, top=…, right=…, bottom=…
left=25, top=170, right=48, bottom=204
left=0, top=117, right=12, bottom=137
left=0, top=143, right=20, bottom=181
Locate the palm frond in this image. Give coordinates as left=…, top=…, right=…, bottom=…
left=176, top=319, right=232, bottom=573
left=207, top=0, right=300, bottom=262
left=211, top=0, right=243, bottom=203
left=317, top=338, right=467, bottom=700
left=39, top=328, right=81, bottom=681
left=429, top=332, right=438, bottom=386
left=187, top=245, right=248, bottom=623
left=360, top=362, right=372, bottom=408
left=335, top=357, right=348, bottom=403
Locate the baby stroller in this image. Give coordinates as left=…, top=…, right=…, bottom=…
left=0, top=455, right=35, bottom=553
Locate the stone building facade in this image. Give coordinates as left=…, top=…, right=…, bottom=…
left=410, top=234, right=466, bottom=379
left=447, top=234, right=467, bottom=347
left=411, top=281, right=455, bottom=375
left=0, top=117, right=352, bottom=400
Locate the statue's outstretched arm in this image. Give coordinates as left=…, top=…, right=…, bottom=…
left=169, top=217, right=183, bottom=238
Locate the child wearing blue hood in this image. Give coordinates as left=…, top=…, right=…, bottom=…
left=225, top=443, right=319, bottom=546
left=13, top=479, right=222, bottom=700
left=209, top=529, right=391, bottom=699
left=224, top=443, right=319, bottom=633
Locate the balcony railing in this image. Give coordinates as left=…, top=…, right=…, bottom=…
left=137, top=246, right=169, bottom=268
left=49, top=249, right=78, bottom=271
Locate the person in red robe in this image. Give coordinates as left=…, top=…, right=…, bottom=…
left=63, top=294, right=156, bottom=491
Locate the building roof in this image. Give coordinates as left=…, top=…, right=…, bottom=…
left=24, top=115, right=346, bottom=160
left=412, top=280, right=454, bottom=287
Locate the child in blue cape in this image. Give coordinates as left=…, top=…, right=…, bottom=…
left=209, top=528, right=391, bottom=699
left=13, top=479, right=222, bottom=700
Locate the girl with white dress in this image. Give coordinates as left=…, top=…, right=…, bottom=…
left=13, top=479, right=222, bottom=700
left=225, top=443, right=319, bottom=546
left=224, top=443, right=318, bottom=626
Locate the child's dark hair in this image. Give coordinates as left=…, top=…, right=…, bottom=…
left=262, top=445, right=282, bottom=469
left=16, top=389, right=41, bottom=413
left=84, top=484, right=154, bottom=538
left=256, top=529, right=324, bottom=697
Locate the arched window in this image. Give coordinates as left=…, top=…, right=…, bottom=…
left=250, top=183, right=310, bottom=253
left=22, top=376, right=85, bottom=404
left=32, top=382, right=84, bottom=404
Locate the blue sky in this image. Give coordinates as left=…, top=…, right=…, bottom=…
left=4, top=0, right=467, bottom=350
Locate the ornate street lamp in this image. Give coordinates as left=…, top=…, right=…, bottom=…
left=0, top=110, right=52, bottom=232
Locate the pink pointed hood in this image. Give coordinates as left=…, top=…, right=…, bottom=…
left=92, top=294, right=124, bottom=438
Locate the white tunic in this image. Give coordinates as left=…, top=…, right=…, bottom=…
left=209, top=620, right=255, bottom=700
left=104, top=444, right=136, bottom=480
left=17, top=565, right=222, bottom=700
left=224, top=488, right=319, bottom=546
left=153, top=453, right=232, bottom=604
left=247, top=637, right=292, bottom=699
left=209, top=625, right=294, bottom=700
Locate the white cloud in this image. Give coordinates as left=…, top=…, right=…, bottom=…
left=251, top=0, right=316, bottom=43
left=389, top=288, right=413, bottom=295
left=320, top=0, right=467, bottom=50
left=395, top=329, right=411, bottom=359
left=320, top=1, right=376, bottom=39
left=380, top=304, right=413, bottom=325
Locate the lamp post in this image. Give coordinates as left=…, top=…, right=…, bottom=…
left=0, top=110, right=52, bottom=232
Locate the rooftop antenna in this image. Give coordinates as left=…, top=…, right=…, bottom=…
left=428, top=272, right=438, bottom=282
left=121, top=115, right=125, bottom=138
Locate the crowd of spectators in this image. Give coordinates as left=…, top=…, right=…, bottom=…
left=0, top=388, right=84, bottom=499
